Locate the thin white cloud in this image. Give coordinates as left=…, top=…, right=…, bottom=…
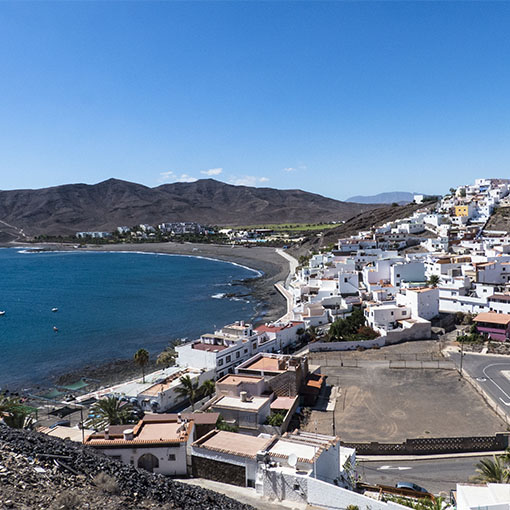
left=158, top=171, right=197, bottom=184
left=228, top=175, right=270, bottom=186
left=284, top=164, right=307, bottom=173
left=201, top=168, right=223, bottom=176
left=177, top=173, right=197, bottom=183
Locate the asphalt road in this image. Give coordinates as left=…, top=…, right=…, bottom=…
left=449, top=351, right=510, bottom=414
left=358, top=456, right=488, bottom=495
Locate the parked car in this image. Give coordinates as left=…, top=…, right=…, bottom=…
left=396, top=482, right=429, bottom=494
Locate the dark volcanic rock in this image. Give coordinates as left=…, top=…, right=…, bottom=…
left=0, top=425, right=253, bottom=510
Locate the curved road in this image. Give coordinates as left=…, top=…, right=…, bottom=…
left=450, top=351, right=510, bottom=414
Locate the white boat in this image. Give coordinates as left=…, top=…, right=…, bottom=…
left=0, top=311, right=5, bottom=316
left=52, top=308, right=58, bottom=312
left=53, top=326, right=58, bottom=332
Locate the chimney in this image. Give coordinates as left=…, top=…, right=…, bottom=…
left=123, top=428, right=134, bottom=441
left=177, top=412, right=182, bottom=423
left=240, top=391, right=248, bottom=402
left=104, top=428, right=109, bottom=440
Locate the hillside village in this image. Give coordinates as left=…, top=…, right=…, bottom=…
left=6, top=178, right=510, bottom=509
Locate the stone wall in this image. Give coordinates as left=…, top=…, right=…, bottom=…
left=192, top=456, right=246, bottom=487
left=342, top=433, right=510, bottom=455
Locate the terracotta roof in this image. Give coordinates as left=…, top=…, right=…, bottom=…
left=474, top=312, right=510, bottom=325
left=489, top=294, right=510, bottom=302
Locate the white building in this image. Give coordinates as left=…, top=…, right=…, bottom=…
left=395, top=287, right=439, bottom=321
left=455, top=483, right=510, bottom=510
left=84, top=414, right=194, bottom=475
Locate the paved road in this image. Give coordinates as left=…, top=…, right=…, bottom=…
left=449, top=351, right=510, bottom=415
left=358, top=456, right=488, bottom=495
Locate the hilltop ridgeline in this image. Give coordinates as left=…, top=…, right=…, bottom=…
left=0, top=425, right=253, bottom=510
left=0, top=178, right=382, bottom=237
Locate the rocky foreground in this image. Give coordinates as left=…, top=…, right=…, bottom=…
left=0, top=426, right=254, bottom=510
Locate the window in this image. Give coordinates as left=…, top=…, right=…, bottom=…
left=391, top=311, right=394, bottom=316
left=252, top=343, right=257, bottom=349
left=168, top=454, right=176, bottom=461
left=236, top=351, right=240, bottom=358
left=402, top=311, right=407, bottom=316
left=226, top=355, right=231, bottom=363
left=244, top=348, right=248, bottom=354
left=218, top=359, right=224, bottom=366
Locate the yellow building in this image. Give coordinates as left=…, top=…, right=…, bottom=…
left=454, top=205, right=471, bottom=217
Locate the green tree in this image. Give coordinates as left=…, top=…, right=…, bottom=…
left=427, top=274, right=440, bottom=287
left=85, top=397, right=135, bottom=430
left=0, top=396, right=34, bottom=429
left=175, top=375, right=200, bottom=411
left=200, top=379, right=216, bottom=399
left=216, top=415, right=238, bottom=432
left=156, top=347, right=176, bottom=368
left=134, top=348, right=150, bottom=383
left=265, top=411, right=286, bottom=427
left=474, top=455, right=510, bottom=483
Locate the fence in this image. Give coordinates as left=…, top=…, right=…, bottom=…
left=342, top=433, right=510, bottom=455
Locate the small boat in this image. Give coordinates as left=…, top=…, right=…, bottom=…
left=51, top=308, right=58, bottom=312
left=53, top=326, right=58, bottom=332
left=0, top=311, right=5, bottom=316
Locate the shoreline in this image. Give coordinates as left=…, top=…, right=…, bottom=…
left=4, top=241, right=291, bottom=392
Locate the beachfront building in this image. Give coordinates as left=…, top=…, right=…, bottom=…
left=255, top=321, right=304, bottom=352
left=84, top=366, right=214, bottom=413
left=84, top=414, right=194, bottom=475
left=175, top=321, right=271, bottom=379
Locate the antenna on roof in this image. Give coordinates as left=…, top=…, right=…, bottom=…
left=288, top=453, right=298, bottom=469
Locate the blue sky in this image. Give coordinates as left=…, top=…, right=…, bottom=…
left=0, top=2, right=509, bottom=200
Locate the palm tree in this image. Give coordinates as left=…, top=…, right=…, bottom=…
left=175, top=375, right=199, bottom=411
left=134, top=348, right=149, bottom=383
left=427, top=274, right=440, bottom=287
left=474, top=455, right=509, bottom=483
left=156, top=347, right=176, bottom=368
left=85, top=396, right=135, bottom=430
left=200, top=379, right=216, bottom=399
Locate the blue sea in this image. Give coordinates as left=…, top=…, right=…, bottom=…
left=0, top=248, right=259, bottom=389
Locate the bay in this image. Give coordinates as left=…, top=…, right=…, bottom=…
left=0, top=248, right=258, bottom=389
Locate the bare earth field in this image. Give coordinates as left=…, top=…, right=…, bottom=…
left=304, top=341, right=507, bottom=442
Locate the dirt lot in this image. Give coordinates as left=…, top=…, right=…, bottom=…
left=303, top=341, right=507, bottom=442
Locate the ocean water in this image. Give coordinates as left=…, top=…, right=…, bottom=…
left=0, top=248, right=259, bottom=389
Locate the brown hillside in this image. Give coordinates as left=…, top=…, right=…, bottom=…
left=0, top=178, right=383, bottom=237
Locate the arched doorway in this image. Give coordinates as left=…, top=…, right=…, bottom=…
left=137, top=453, right=159, bottom=472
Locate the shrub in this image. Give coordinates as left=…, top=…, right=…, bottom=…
left=51, top=492, right=84, bottom=510
left=93, top=472, right=119, bottom=494
left=265, top=411, right=286, bottom=427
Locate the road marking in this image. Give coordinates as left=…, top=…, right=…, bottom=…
left=499, top=398, right=510, bottom=406
left=377, top=466, right=411, bottom=471
left=482, top=363, right=510, bottom=404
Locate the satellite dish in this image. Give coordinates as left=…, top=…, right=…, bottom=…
left=288, top=453, right=298, bottom=468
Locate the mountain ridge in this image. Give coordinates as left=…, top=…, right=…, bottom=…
left=346, top=191, right=418, bottom=204
left=0, top=178, right=383, bottom=237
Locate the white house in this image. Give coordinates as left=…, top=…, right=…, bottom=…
left=395, top=287, right=439, bottom=321
left=455, top=483, right=510, bottom=510
left=84, top=414, right=194, bottom=475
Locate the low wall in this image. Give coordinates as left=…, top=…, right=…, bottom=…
left=342, top=433, right=510, bottom=455
left=309, top=337, right=385, bottom=352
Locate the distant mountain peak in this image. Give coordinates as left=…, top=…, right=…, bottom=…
left=346, top=191, right=419, bottom=205
left=0, top=178, right=384, bottom=237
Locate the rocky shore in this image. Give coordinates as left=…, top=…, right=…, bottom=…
left=0, top=426, right=254, bottom=510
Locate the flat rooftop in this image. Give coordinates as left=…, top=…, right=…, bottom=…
left=192, top=341, right=228, bottom=352
left=270, top=396, right=298, bottom=411
left=243, top=357, right=285, bottom=373
left=193, top=430, right=274, bottom=459
left=217, top=374, right=264, bottom=385
left=269, top=439, right=319, bottom=463
left=213, top=395, right=270, bottom=411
